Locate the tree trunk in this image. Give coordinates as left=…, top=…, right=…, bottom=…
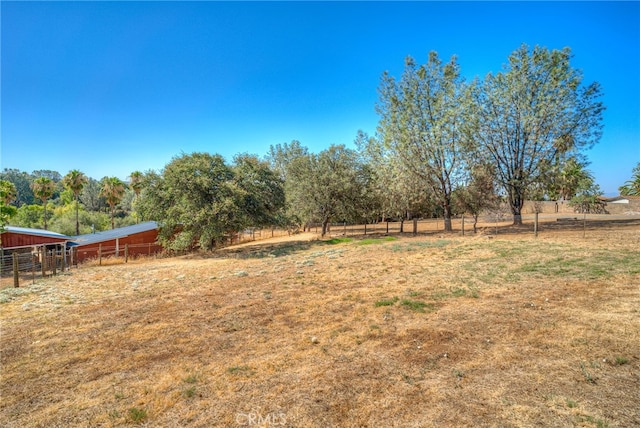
left=321, top=219, right=329, bottom=237
left=43, top=200, right=48, bottom=230
left=75, top=198, right=80, bottom=235
left=509, top=189, right=524, bottom=225
left=442, top=197, right=453, bottom=232
left=513, top=214, right=523, bottom=225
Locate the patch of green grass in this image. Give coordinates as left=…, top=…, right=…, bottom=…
left=375, top=297, right=398, bottom=307
left=566, top=398, right=578, bottom=408
left=325, top=237, right=353, bottom=245
left=357, top=236, right=398, bottom=245
left=400, top=299, right=434, bottom=313
left=228, top=365, right=254, bottom=376
left=452, top=369, right=465, bottom=379
left=183, top=386, right=196, bottom=398
left=615, top=356, right=629, bottom=366
left=128, top=407, right=147, bottom=424
left=184, top=374, right=197, bottom=384
left=575, top=414, right=610, bottom=428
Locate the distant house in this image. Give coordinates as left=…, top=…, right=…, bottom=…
left=601, top=195, right=640, bottom=214
left=1, top=226, right=71, bottom=250
left=72, top=221, right=163, bottom=262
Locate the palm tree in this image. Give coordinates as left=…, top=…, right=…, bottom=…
left=129, top=171, right=144, bottom=223
left=619, top=163, right=640, bottom=196
left=100, top=177, right=126, bottom=229
left=62, top=170, right=88, bottom=235
left=31, top=176, right=55, bottom=229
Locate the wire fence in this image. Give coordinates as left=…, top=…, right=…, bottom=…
left=0, top=245, right=76, bottom=288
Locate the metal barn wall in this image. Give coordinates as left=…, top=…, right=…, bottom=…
left=1, top=232, right=68, bottom=248
left=75, top=229, right=162, bottom=262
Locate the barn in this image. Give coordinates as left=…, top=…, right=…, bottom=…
left=72, top=221, right=162, bottom=262
left=1, top=226, right=71, bottom=249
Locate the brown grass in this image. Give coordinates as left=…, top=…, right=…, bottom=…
left=1, top=218, right=639, bottom=427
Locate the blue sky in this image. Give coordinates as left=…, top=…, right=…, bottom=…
left=2, top=1, right=639, bottom=196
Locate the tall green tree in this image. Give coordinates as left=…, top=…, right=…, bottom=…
left=356, top=130, right=431, bottom=230
left=376, top=52, right=473, bottom=231
left=619, top=162, right=640, bottom=196
left=100, top=177, right=126, bottom=229
left=233, top=154, right=285, bottom=229
left=267, top=141, right=311, bottom=229
left=80, top=178, right=107, bottom=212
left=0, top=168, right=35, bottom=206
left=139, top=152, right=284, bottom=251
left=474, top=44, right=605, bottom=224
left=0, top=180, right=18, bottom=238
left=452, top=163, right=499, bottom=233
left=568, top=170, right=604, bottom=214
left=286, top=145, right=373, bottom=237
left=30, top=176, right=55, bottom=229
left=62, top=170, right=88, bottom=235
left=129, top=171, right=144, bottom=222
left=0, top=180, right=17, bottom=206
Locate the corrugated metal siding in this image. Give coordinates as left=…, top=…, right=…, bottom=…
left=1, top=232, right=68, bottom=248
left=75, top=229, right=162, bottom=262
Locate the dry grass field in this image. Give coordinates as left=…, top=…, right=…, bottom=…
left=1, top=218, right=639, bottom=427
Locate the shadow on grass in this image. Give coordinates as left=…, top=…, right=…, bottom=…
left=191, top=236, right=356, bottom=260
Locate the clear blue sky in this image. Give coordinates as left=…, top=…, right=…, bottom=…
left=2, top=1, right=639, bottom=196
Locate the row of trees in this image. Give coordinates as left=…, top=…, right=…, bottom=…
left=0, top=169, right=138, bottom=236
left=3, top=44, right=634, bottom=251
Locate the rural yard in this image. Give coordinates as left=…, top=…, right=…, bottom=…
left=1, top=217, right=639, bottom=427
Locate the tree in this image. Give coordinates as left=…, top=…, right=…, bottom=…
left=376, top=52, right=473, bottom=231
left=232, top=154, right=285, bottom=229
left=356, top=130, right=431, bottom=231
left=62, top=170, right=88, bottom=235
left=0, top=180, right=18, bottom=238
left=100, top=177, right=126, bottom=229
left=474, top=44, right=605, bottom=224
left=80, top=178, right=107, bottom=212
left=286, top=145, right=373, bottom=237
left=568, top=170, right=604, bottom=214
left=267, top=140, right=309, bottom=182
left=0, top=168, right=35, bottom=206
left=452, top=163, right=499, bottom=233
left=138, top=152, right=283, bottom=251
left=31, top=176, right=55, bottom=229
left=129, top=171, right=144, bottom=223
left=619, top=162, right=640, bottom=196
left=0, top=180, right=17, bottom=206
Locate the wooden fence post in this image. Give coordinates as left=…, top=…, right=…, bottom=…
left=534, top=212, right=539, bottom=237
left=32, top=254, right=37, bottom=284
left=61, top=245, right=66, bottom=272
left=462, top=215, right=465, bottom=236
left=41, top=247, right=46, bottom=278
left=413, top=218, right=418, bottom=235
left=125, top=244, right=129, bottom=263
left=99, top=244, right=102, bottom=265
left=13, top=253, right=19, bottom=288
left=52, top=250, right=57, bottom=276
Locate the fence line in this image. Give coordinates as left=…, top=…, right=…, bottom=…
left=0, top=245, right=76, bottom=288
